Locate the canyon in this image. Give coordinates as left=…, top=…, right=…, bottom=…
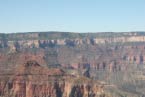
left=0, top=61, right=104, bottom=97
left=0, top=32, right=145, bottom=97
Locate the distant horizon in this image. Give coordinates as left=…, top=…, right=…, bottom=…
left=0, top=30, right=145, bottom=34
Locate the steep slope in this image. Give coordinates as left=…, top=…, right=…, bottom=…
left=0, top=60, right=104, bottom=97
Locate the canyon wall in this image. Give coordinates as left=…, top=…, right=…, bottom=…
left=1, top=35, right=145, bottom=50
left=0, top=61, right=104, bottom=97
left=1, top=32, right=145, bottom=96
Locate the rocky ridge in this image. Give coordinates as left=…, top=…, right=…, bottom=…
left=0, top=32, right=145, bottom=51
left=0, top=61, right=104, bottom=97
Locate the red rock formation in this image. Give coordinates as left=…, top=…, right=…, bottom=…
left=0, top=61, right=104, bottom=97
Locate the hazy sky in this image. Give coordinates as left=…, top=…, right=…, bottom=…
left=0, top=0, right=145, bottom=33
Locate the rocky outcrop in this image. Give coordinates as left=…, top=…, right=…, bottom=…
left=0, top=61, right=104, bottom=97
left=0, top=81, right=104, bottom=97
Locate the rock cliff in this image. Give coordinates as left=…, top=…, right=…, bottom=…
left=0, top=61, right=104, bottom=97
left=0, top=32, right=145, bottom=51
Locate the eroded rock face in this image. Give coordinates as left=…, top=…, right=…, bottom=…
left=0, top=61, right=104, bottom=97
left=1, top=32, right=145, bottom=72
left=1, top=32, right=145, bottom=51
left=0, top=81, right=104, bottom=97
left=1, top=32, right=145, bottom=96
